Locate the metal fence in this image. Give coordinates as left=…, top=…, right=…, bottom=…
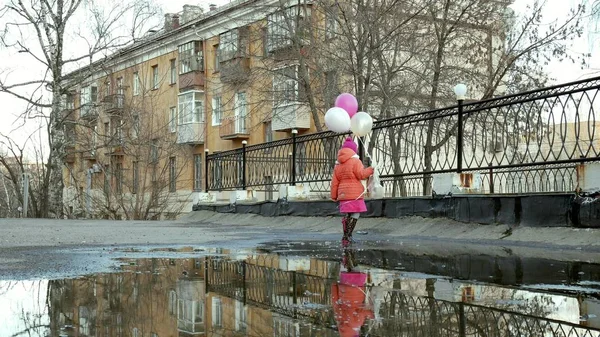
left=206, top=76, right=600, bottom=197
left=206, top=258, right=600, bottom=337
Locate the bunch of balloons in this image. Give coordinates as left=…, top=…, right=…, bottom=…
left=324, top=93, right=373, bottom=137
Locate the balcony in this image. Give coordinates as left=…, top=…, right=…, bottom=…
left=179, top=71, right=205, bottom=92
left=80, top=104, right=98, bottom=120
left=177, top=122, right=205, bottom=145
left=271, top=102, right=311, bottom=131
left=107, top=139, right=125, bottom=156
left=219, top=57, right=250, bottom=84
left=219, top=115, right=250, bottom=140
left=103, top=94, right=125, bottom=114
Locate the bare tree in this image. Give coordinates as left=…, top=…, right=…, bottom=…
left=63, top=65, right=193, bottom=220
left=0, top=0, right=161, bottom=217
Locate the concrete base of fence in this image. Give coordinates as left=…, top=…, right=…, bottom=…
left=278, top=184, right=311, bottom=200
left=194, top=193, right=600, bottom=228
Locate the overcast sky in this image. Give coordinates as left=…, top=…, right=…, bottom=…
left=0, top=0, right=598, bottom=159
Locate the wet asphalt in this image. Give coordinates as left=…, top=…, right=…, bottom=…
left=2, top=216, right=600, bottom=280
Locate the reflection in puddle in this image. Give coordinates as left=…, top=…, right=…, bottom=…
left=1, top=247, right=600, bottom=336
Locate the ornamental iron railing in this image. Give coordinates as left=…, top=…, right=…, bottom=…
left=206, top=76, right=600, bottom=196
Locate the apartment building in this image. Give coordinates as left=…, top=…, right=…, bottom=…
left=62, top=0, right=324, bottom=219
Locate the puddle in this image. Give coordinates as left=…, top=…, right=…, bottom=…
left=2, top=245, right=600, bottom=336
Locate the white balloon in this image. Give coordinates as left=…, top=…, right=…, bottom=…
left=325, top=107, right=351, bottom=133
left=350, top=111, right=373, bottom=136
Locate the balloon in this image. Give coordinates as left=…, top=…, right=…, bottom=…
left=325, top=107, right=351, bottom=133
left=335, top=93, right=358, bottom=117
left=350, top=111, right=373, bottom=136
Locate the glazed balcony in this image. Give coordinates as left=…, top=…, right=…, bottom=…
left=219, top=115, right=250, bottom=140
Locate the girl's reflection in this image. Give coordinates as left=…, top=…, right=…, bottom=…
left=331, top=248, right=374, bottom=337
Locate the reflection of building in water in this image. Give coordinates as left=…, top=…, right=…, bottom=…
left=45, top=251, right=600, bottom=336
left=48, top=256, right=205, bottom=337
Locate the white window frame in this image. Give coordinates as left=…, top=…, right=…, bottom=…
left=218, top=30, right=238, bottom=61
left=169, top=107, right=177, bottom=132
left=177, top=91, right=204, bottom=125
left=234, top=300, right=247, bottom=332
left=267, top=6, right=311, bottom=52
left=152, top=65, right=159, bottom=90
left=211, top=96, right=222, bottom=126
left=80, top=85, right=98, bottom=116
left=170, top=58, right=177, bottom=84
left=194, top=154, right=202, bottom=191
left=133, top=72, right=140, bottom=95
left=179, top=41, right=203, bottom=74
left=234, top=92, right=247, bottom=133
left=212, top=297, right=222, bottom=328
left=273, top=65, right=299, bottom=107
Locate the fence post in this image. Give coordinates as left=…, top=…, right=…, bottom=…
left=291, top=129, right=298, bottom=186
left=204, top=149, right=210, bottom=192
left=489, top=164, right=494, bottom=194
left=459, top=302, right=466, bottom=337
left=457, top=99, right=464, bottom=173
left=241, top=140, right=247, bottom=190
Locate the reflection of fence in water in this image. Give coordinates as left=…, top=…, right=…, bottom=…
left=376, top=291, right=600, bottom=337
left=206, top=258, right=335, bottom=323
left=207, top=259, right=600, bottom=337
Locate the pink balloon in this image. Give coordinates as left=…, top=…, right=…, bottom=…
left=335, top=93, right=358, bottom=117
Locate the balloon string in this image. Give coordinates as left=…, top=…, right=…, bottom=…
left=356, top=136, right=372, bottom=160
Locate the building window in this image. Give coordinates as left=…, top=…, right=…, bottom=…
left=169, top=157, right=176, bottom=192
left=213, top=44, right=220, bottom=72
left=150, top=139, right=159, bottom=163
left=132, top=328, right=139, bottom=337
left=80, top=85, right=98, bottom=116
left=193, top=154, right=202, bottom=191
left=273, top=65, right=298, bottom=106
left=132, top=161, right=139, bottom=194
left=218, top=29, right=238, bottom=61
left=325, top=6, right=338, bottom=40
left=234, top=92, right=247, bottom=133
left=104, top=167, right=110, bottom=196
left=264, top=121, right=273, bottom=143
left=177, top=91, right=203, bottom=124
left=235, top=300, right=247, bottom=332
left=62, top=92, right=75, bottom=110
left=132, top=114, right=140, bottom=139
left=168, top=290, right=177, bottom=315
left=115, top=162, right=123, bottom=194
left=267, top=6, right=311, bottom=52
left=170, top=59, right=177, bottom=84
left=133, top=72, right=140, bottom=95
left=212, top=297, right=222, bottom=328
left=105, top=80, right=111, bottom=97
left=169, top=107, right=177, bottom=132
left=211, top=96, right=222, bottom=126
left=179, top=41, right=203, bottom=74
left=152, top=65, right=159, bottom=90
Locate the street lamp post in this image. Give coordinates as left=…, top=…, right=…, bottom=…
left=454, top=83, right=467, bottom=173
left=241, top=140, right=247, bottom=190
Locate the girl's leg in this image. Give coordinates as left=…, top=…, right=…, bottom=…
left=346, top=213, right=360, bottom=241
left=341, top=213, right=351, bottom=246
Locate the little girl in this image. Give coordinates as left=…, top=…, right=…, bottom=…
left=331, top=137, right=374, bottom=246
